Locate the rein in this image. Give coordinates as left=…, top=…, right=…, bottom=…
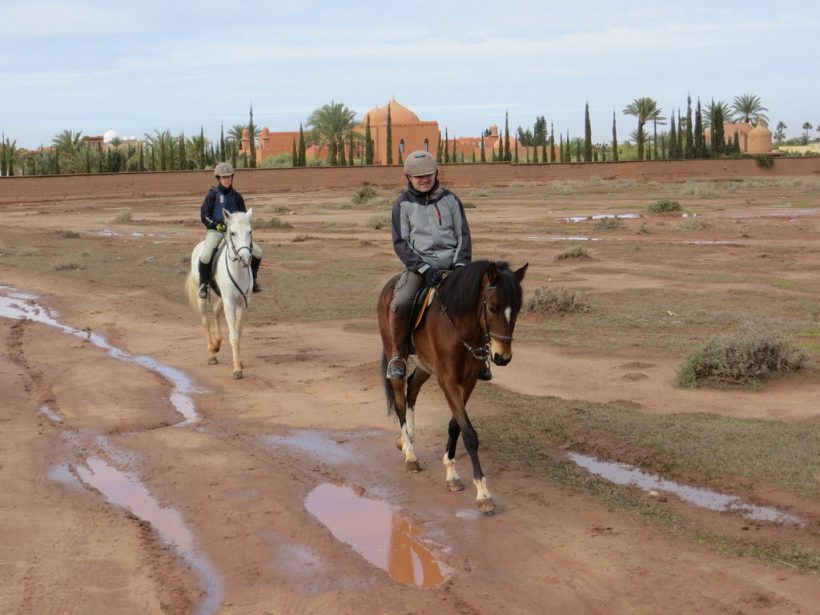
left=440, top=285, right=512, bottom=360
left=222, top=228, right=253, bottom=307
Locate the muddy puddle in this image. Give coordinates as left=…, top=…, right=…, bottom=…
left=1, top=286, right=220, bottom=613
left=305, top=483, right=447, bottom=588
left=568, top=452, right=806, bottom=526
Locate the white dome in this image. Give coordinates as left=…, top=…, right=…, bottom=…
left=103, top=129, right=118, bottom=143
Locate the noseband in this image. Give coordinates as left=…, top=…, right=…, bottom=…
left=221, top=225, right=253, bottom=306
left=441, top=285, right=514, bottom=360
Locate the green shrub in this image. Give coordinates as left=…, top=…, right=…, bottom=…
left=525, top=286, right=590, bottom=314
left=755, top=155, right=774, bottom=169
left=678, top=322, right=804, bottom=389
left=594, top=217, right=623, bottom=231
left=352, top=185, right=377, bottom=204
left=647, top=199, right=681, bottom=214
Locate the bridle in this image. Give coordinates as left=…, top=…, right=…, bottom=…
left=221, top=224, right=253, bottom=307
left=440, top=285, right=514, bottom=360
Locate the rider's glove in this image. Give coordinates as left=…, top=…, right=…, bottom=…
left=423, top=267, right=442, bottom=287
left=215, top=223, right=226, bottom=233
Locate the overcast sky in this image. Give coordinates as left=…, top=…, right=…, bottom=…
left=2, top=0, right=818, bottom=149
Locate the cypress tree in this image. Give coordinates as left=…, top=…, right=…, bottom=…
left=559, top=134, right=564, bottom=162
left=338, top=136, right=346, bottom=165
left=713, top=103, right=725, bottom=156
left=694, top=98, right=704, bottom=159
left=733, top=131, right=740, bottom=155
left=685, top=95, right=694, bottom=159
left=348, top=130, right=354, bottom=166
left=669, top=111, right=678, bottom=160
left=385, top=103, right=393, bottom=165
left=298, top=124, right=306, bottom=166
left=532, top=145, right=538, bottom=163
left=550, top=124, right=556, bottom=162
left=179, top=133, right=187, bottom=170
left=514, top=140, right=519, bottom=163
left=452, top=136, right=457, bottom=163
left=480, top=135, right=486, bottom=162
left=291, top=139, right=298, bottom=166
left=583, top=102, right=593, bottom=162
left=444, top=127, right=450, bottom=163
left=436, top=132, right=443, bottom=162
left=220, top=124, right=226, bottom=162
left=364, top=116, right=373, bottom=165
left=199, top=126, right=206, bottom=170
left=504, top=111, right=511, bottom=161
left=248, top=104, right=257, bottom=168
left=611, top=112, right=619, bottom=161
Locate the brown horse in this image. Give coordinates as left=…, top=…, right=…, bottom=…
left=377, top=260, right=528, bottom=513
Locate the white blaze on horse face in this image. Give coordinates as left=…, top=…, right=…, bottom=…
left=504, top=307, right=512, bottom=322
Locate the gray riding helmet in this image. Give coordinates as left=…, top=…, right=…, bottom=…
left=403, top=150, right=437, bottom=176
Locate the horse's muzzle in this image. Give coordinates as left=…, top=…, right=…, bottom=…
left=492, top=352, right=512, bottom=366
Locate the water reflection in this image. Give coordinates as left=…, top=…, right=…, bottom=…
left=305, top=483, right=446, bottom=587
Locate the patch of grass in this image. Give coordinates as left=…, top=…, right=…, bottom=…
left=291, top=234, right=314, bottom=243
left=475, top=387, right=820, bottom=571
left=555, top=246, right=590, bottom=261
left=647, top=199, right=681, bottom=214
left=254, top=217, right=294, bottom=229
left=678, top=321, right=805, bottom=389
left=112, top=211, right=133, bottom=223
left=593, top=217, right=623, bottom=231
left=365, top=214, right=390, bottom=230
left=679, top=218, right=714, bottom=232
left=525, top=286, right=590, bottom=314
left=55, top=229, right=80, bottom=239
left=52, top=259, right=84, bottom=271
left=351, top=185, right=377, bottom=204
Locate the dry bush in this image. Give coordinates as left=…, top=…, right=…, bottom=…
left=352, top=185, right=377, bottom=204
left=677, top=321, right=804, bottom=389
left=112, top=211, right=133, bottom=223
left=594, top=217, right=623, bottom=231
left=255, top=217, right=293, bottom=229
left=55, top=229, right=80, bottom=239
left=525, top=286, right=590, bottom=314
left=555, top=246, right=590, bottom=261
left=365, top=214, right=390, bottom=230
left=646, top=199, right=681, bottom=214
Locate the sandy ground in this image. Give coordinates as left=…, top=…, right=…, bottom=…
left=1, top=170, right=819, bottom=614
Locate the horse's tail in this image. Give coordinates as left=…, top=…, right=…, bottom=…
left=381, top=352, right=396, bottom=417
left=185, top=269, right=200, bottom=311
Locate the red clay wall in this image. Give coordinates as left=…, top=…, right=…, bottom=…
left=1, top=158, right=818, bottom=203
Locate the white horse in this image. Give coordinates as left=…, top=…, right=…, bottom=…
left=186, top=209, right=254, bottom=379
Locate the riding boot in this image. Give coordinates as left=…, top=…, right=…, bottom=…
left=477, top=361, right=493, bottom=381
left=386, top=311, right=410, bottom=380
left=197, top=259, right=211, bottom=299
left=251, top=256, right=262, bottom=293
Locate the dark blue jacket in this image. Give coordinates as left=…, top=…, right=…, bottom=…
left=200, top=184, right=246, bottom=229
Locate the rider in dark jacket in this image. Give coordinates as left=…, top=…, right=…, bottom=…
left=387, top=150, right=491, bottom=381
left=197, top=162, right=263, bottom=298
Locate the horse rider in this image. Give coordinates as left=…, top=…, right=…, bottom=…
left=386, top=150, right=492, bottom=382
left=197, top=162, right=263, bottom=298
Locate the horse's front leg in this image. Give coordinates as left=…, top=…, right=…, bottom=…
left=223, top=300, right=243, bottom=379
left=440, top=377, right=493, bottom=513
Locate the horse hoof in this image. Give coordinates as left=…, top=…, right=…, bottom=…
left=233, top=370, right=244, bottom=380
left=405, top=460, right=421, bottom=473
left=477, top=497, right=495, bottom=514
left=208, top=357, right=218, bottom=365
left=446, top=478, right=465, bottom=492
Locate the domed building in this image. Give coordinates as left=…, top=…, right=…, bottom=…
left=705, top=121, right=772, bottom=154
left=747, top=121, right=773, bottom=154
left=363, top=99, right=439, bottom=165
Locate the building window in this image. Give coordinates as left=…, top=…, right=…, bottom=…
left=399, top=139, right=405, bottom=154
left=423, top=139, right=429, bottom=151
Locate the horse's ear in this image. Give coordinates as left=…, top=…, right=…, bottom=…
left=224, top=210, right=233, bottom=221
left=485, top=262, right=499, bottom=284
left=514, top=263, right=529, bottom=282
left=246, top=207, right=253, bottom=219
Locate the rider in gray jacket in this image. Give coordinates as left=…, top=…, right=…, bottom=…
left=386, top=150, right=491, bottom=381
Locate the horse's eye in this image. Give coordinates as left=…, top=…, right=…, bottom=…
left=488, top=305, right=498, bottom=315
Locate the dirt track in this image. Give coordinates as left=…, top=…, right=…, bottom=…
left=1, top=165, right=819, bottom=614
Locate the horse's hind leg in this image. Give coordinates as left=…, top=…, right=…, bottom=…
left=405, top=368, right=431, bottom=442
left=443, top=417, right=465, bottom=492
left=223, top=301, right=243, bottom=379
left=390, top=378, right=420, bottom=473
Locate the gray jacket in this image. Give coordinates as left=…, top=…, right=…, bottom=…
left=390, top=182, right=472, bottom=273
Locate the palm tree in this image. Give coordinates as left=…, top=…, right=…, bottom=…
left=703, top=100, right=732, bottom=129
left=801, top=122, right=813, bottom=146
left=51, top=129, right=84, bottom=173
left=306, top=100, right=358, bottom=165
left=731, top=94, right=769, bottom=125
left=623, top=98, right=664, bottom=160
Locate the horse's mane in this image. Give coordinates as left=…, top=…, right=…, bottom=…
left=437, top=260, right=522, bottom=316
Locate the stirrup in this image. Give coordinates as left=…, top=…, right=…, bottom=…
left=197, top=283, right=208, bottom=299
left=386, top=356, right=407, bottom=380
